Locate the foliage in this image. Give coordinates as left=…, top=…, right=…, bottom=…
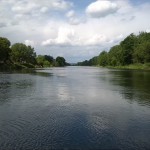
left=0, top=37, right=11, bottom=62
left=11, top=43, right=36, bottom=64
left=120, top=33, right=138, bottom=65
left=55, top=56, right=66, bottom=67
left=98, top=51, right=108, bottom=66
left=108, top=45, right=123, bottom=66
left=78, top=32, right=150, bottom=68
left=77, top=60, right=90, bottom=66
left=36, top=55, right=67, bottom=67
left=0, top=37, right=68, bottom=70
left=89, top=56, right=98, bottom=66
left=36, top=55, right=54, bottom=67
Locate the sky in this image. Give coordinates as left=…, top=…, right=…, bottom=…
left=0, top=0, right=150, bottom=63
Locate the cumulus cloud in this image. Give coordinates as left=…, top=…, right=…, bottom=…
left=12, top=1, right=37, bottom=14
left=25, top=40, right=35, bottom=46
left=86, top=34, right=108, bottom=45
left=86, top=0, right=119, bottom=18
left=0, top=0, right=73, bottom=29
left=42, top=27, right=79, bottom=46
left=66, top=10, right=86, bottom=25
left=66, top=10, right=75, bottom=18
left=0, top=0, right=73, bottom=25
left=1, top=0, right=150, bottom=62
left=11, top=0, right=73, bottom=14
left=51, top=0, right=73, bottom=10
left=42, top=27, right=115, bottom=47
left=40, top=7, right=49, bottom=13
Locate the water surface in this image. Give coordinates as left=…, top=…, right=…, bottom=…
left=0, top=67, right=150, bottom=149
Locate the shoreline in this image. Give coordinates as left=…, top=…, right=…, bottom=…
left=1, top=63, right=150, bottom=72
left=105, top=63, right=150, bottom=71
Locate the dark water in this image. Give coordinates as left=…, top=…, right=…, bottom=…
left=0, top=67, right=150, bottom=150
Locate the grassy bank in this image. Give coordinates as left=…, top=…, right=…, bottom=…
left=105, top=63, right=150, bottom=70
left=0, top=63, right=35, bottom=72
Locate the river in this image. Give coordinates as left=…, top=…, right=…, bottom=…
left=0, top=67, right=150, bottom=149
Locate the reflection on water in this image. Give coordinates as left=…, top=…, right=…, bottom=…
left=0, top=67, right=150, bottom=150
left=107, top=70, right=150, bottom=106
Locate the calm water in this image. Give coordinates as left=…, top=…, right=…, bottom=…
left=0, top=67, right=150, bottom=150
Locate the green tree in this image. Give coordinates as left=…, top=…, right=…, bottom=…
left=55, top=56, right=66, bottom=67
left=36, top=55, right=54, bottom=67
left=108, top=45, right=123, bottom=66
left=120, top=33, right=137, bottom=65
left=0, top=37, right=11, bottom=62
left=11, top=43, right=36, bottom=64
left=133, top=41, right=150, bottom=63
left=89, top=56, right=98, bottom=66
left=36, top=55, right=45, bottom=67
left=77, top=32, right=150, bottom=67
left=44, top=55, right=54, bottom=64
left=137, top=32, right=150, bottom=44
left=98, top=51, right=108, bottom=66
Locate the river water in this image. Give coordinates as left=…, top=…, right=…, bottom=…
left=0, top=67, right=150, bottom=150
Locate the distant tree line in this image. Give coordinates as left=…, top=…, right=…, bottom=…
left=0, top=37, right=67, bottom=69
left=77, top=32, right=150, bottom=67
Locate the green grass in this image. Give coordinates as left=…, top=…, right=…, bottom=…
left=0, top=62, right=35, bottom=71
left=106, top=63, right=150, bottom=70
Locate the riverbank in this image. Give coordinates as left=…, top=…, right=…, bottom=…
left=105, top=63, right=150, bottom=70
left=0, top=62, right=68, bottom=72
left=0, top=63, right=36, bottom=72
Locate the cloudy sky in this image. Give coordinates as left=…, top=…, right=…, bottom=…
left=1, top=0, right=150, bottom=63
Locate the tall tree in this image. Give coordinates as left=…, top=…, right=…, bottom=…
left=36, top=55, right=54, bottom=67
left=11, top=43, right=36, bottom=64
left=108, top=45, right=123, bottom=66
left=120, top=33, right=137, bottom=65
left=133, top=41, right=150, bottom=63
left=0, top=37, right=11, bottom=62
left=55, top=56, right=66, bottom=67
left=98, top=51, right=108, bottom=66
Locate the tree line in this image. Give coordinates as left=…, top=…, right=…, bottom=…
left=77, top=32, right=150, bottom=67
left=0, top=37, right=67, bottom=70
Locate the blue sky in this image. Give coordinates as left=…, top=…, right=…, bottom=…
left=1, top=0, right=150, bottom=63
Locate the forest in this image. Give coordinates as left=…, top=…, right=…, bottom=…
left=77, top=32, right=150, bottom=69
left=0, top=37, right=67, bottom=70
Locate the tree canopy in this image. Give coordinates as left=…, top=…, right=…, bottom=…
left=78, top=32, right=150, bottom=67
left=0, top=37, right=68, bottom=69
left=11, top=43, right=36, bottom=64
left=55, top=56, right=66, bottom=67
left=36, top=55, right=54, bottom=67
left=0, top=37, right=11, bottom=62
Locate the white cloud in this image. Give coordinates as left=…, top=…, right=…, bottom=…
left=146, top=29, right=150, bottom=33
left=66, top=10, right=86, bottom=25
left=86, top=0, right=119, bottom=18
left=1, top=0, right=150, bottom=62
left=11, top=0, right=73, bottom=14
left=51, top=0, right=73, bottom=10
left=12, top=1, right=38, bottom=14
left=42, top=26, right=116, bottom=47
left=40, top=7, right=49, bottom=13
left=86, top=34, right=108, bottom=45
left=68, top=18, right=81, bottom=25
left=66, top=10, right=75, bottom=18
left=25, top=40, right=35, bottom=46
left=42, top=27, right=79, bottom=46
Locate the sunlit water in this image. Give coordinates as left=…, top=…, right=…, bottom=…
left=0, top=67, right=150, bottom=150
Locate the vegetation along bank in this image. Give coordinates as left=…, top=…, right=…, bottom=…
left=77, top=32, right=150, bottom=70
left=0, top=37, right=68, bottom=71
